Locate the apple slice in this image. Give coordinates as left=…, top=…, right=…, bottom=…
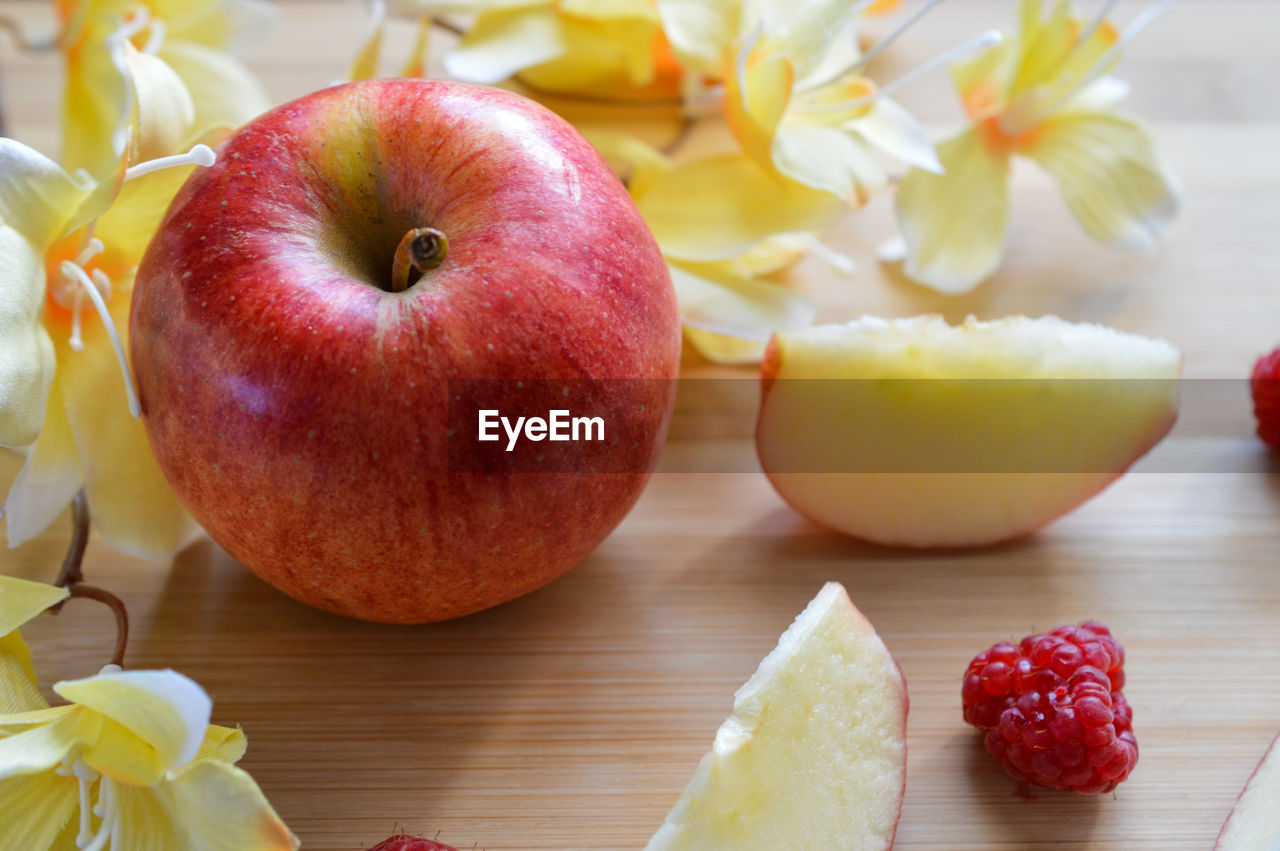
left=646, top=582, right=907, bottom=851
left=756, top=315, right=1181, bottom=548
left=1215, top=732, right=1280, bottom=850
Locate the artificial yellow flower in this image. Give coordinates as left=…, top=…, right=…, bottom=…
left=402, top=0, right=684, bottom=100
left=0, top=649, right=296, bottom=848
left=0, top=576, right=70, bottom=715
left=660, top=0, right=943, bottom=202
left=56, top=0, right=274, bottom=177
left=588, top=132, right=846, bottom=363
left=2, top=26, right=215, bottom=557
left=888, top=0, right=1181, bottom=293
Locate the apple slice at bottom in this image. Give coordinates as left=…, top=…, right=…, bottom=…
left=1215, top=732, right=1280, bottom=850
left=646, top=582, right=907, bottom=851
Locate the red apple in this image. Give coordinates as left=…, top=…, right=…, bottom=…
left=130, top=79, right=680, bottom=623
left=368, top=836, right=457, bottom=851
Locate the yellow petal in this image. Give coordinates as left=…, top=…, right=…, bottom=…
left=893, top=127, right=1011, bottom=294
left=578, top=129, right=670, bottom=188
left=560, top=0, right=655, bottom=19
left=771, top=120, right=884, bottom=201
left=158, top=40, right=272, bottom=135
left=654, top=0, right=738, bottom=75
left=4, top=379, right=84, bottom=548
left=399, top=15, right=432, bottom=78
left=0, top=576, right=69, bottom=640
left=157, top=0, right=278, bottom=53
left=754, top=0, right=865, bottom=80
left=159, top=759, right=300, bottom=850
left=0, top=138, right=93, bottom=246
left=517, top=16, right=663, bottom=94
left=849, top=97, right=942, bottom=174
left=950, top=32, right=1016, bottom=120
left=61, top=34, right=130, bottom=177
left=633, top=154, right=846, bottom=262
left=0, top=229, right=56, bottom=449
left=0, top=632, right=53, bottom=714
left=54, top=274, right=200, bottom=559
left=123, top=42, right=197, bottom=162
left=669, top=262, right=816, bottom=362
left=115, top=781, right=185, bottom=851
left=347, top=2, right=385, bottom=81
left=1026, top=109, right=1180, bottom=249
left=193, top=724, right=247, bottom=764
left=54, top=669, right=211, bottom=772
left=726, top=49, right=793, bottom=172
left=1011, top=0, right=1074, bottom=95
left=0, top=708, right=100, bottom=780
left=863, top=0, right=900, bottom=15
left=444, top=8, right=567, bottom=85
left=82, top=715, right=165, bottom=786
left=0, top=768, right=78, bottom=850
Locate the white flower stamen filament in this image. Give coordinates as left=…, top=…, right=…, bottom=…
left=124, top=143, right=217, bottom=182
left=79, top=772, right=121, bottom=851
left=142, top=15, right=165, bottom=54
left=60, top=261, right=141, bottom=419
left=71, top=757, right=99, bottom=848
left=799, top=29, right=1004, bottom=115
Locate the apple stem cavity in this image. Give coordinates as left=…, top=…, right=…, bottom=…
left=47, top=489, right=131, bottom=668
left=391, top=226, right=449, bottom=293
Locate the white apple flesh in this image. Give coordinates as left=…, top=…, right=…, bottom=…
left=646, top=582, right=908, bottom=850
left=1216, top=732, right=1280, bottom=850
left=756, top=315, right=1181, bottom=548
left=130, top=80, right=681, bottom=623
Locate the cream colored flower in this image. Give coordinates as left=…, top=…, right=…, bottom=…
left=888, top=0, right=1181, bottom=293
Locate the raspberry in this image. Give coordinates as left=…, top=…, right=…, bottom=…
left=368, top=836, right=458, bottom=851
left=1251, top=347, right=1280, bottom=449
left=962, top=621, right=1137, bottom=794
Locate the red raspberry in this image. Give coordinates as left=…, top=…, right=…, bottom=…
left=368, top=836, right=458, bottom=851
left=961, top=621, right=1137, bottom=794
left=1252, top=347, right=1280, bottom=448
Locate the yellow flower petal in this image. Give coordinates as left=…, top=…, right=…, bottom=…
left=61, top=33, right=129, bottom=177
left=633, top=154, right=846, bottom=262
left=194, top=724, right=247, bottom=764
left=0, top=139, right=93, bottom=246
left=894, top=127, right=1011, bottom=294
left=560, top=0, right=654, bottom=18
left=669, top=262, right=816, bottom=353
left=54, top=669, right=211, bottom=772
left=754, top=0, right=866, bottom=80
left=683, top=327, right=771, bottom=366
left=726, top=49, right=793, bottom=171
left=123, top=42, right=197, bottom=162
left=4, top=379, right=84, bottom=548
left=0, top=708, right=100, bottom=780
left=347, top=2, right=385, bottom=81
left=115, top=781, right=185, bottom=851
left=849, top=97, right=942, bottom=174
left=158, top=40, right=271, bottom=135
left=82, top=715, right=165, bottom=786
left=0, top=229, right=56, bottom=449
left=0, top=768, right=78, bottom=850
left=655, top=0, right=736, bottom=75
left=444, top=7, right=567, bottom=85
left=1026, top=109, right=1180, bottom=250
left=54, top=275, right=200, bottom=559
left=1011, top=0, right=1075, bottom=95
left=771, top=120, right=884, bottom=200
left=159, top=758, right=300, bottom=850
left=0, top=632, right=52, bottom=715
left=0, top=576, right=69, bottom=640
left=950, top=33, right=1016, bottom=119
left=399, top=15, right=432, bottom=78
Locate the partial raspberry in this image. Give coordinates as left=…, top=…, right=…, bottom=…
left=1252, top=347, right=1280, bottom=448
left=962, top=621, right=1137, bottom=794
left=368, top=836, right=458, bottom=851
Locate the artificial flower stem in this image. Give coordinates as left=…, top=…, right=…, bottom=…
left=48, top=489, right=131, bottom=668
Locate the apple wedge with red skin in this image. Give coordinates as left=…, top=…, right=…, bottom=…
left=131, top=79, right=680, bottom=623
left=1215, top=732, right=1280, bottom=850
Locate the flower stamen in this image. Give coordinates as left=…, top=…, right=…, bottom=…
left=850, top=0, right=948, bottom=75
left=142, top=16, right=165, bottom=55
left=803, top=29, right=1004, bottom=113
left=79, top=774, right=120, bottom=851
left=72, top=757, right=99, bottom=848
left=124, top=143, right=217, bottom=182
left=60, top=261, right=141, bottom=419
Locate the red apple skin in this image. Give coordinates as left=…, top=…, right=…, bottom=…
left=367, top=836, right=457, bottom=851
left=130, top=80, right=680, bottom=623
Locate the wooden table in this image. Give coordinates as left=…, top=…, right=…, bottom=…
left=2, top=1, right=1278, bottom=848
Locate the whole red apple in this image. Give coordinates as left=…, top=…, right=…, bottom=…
left=130, top=79, right=680, bottom=623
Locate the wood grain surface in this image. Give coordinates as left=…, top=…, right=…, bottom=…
left=2, top=1, right=1279, bottom=848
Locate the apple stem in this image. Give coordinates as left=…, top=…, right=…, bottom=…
left=391, top=227, right=449, bottom=293
left=47, top=488, right=131, bottom=668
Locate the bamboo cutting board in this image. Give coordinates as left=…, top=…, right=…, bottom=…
left=3, top=1, right=1279, bottom=848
